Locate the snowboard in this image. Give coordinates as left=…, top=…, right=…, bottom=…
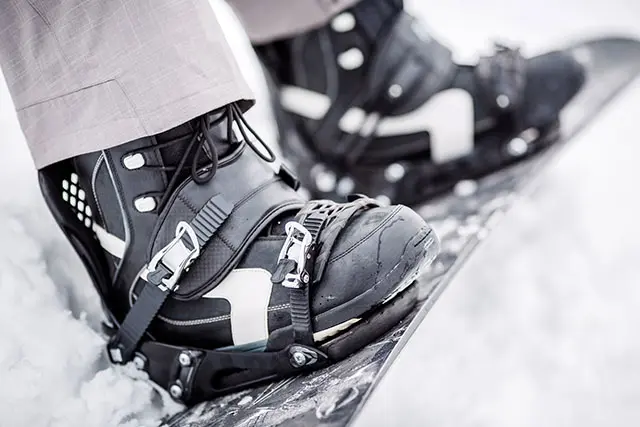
left=163, top=37, right=640, bottom=427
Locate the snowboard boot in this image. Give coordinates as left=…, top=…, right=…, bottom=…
left=38, top=103, right=439, bottom=405
left=256, top=0, right=586, bottom=204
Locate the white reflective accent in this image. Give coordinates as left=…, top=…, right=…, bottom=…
left=336, top=177, right=355, bottom=196
left=78, top=189, right=86, bottom=200
left=496, top=94, right=510, bottom=109
left=520, top=127, right=540, bottom=143
left=77, top=201, right=85, bottom=211
left=71, top=173, right=79, bottom=184
left=62, top=192, right=69, bottom=202
left=454, top=180, right=478, bottom=197
left=62, top=180, right=69, bottom=190
left=337, top=48, right=364, bottom=70
left=70, top=185, right=77, bottom=196
left=70, top=196, right=76, bottom=206
left=338, top=107, right=366, bottom=134
left=84, top=218, right=92, bottom=228
left=331, top=12, right=356, bottom=33
left=134, top=196, right=156, bottom=212
left=123, top=153, right=145, bottom=170
left=507, top=137, right=528, bottom=156
left=280, top=86, right=475, bottom=163
left=93, top=223, right=126, bottom=258
left=385, top=163, right=406, bottom=183
left=203, top=268, right=274, bottom=346
left=312, top=165, right=337, bottom=192
left=85, top=206, right=92, bottom=217
left=280, top=86, right=330, bottom=120
left=77, top=212, right=84, bottom=221
left=388, top=84, right=404, bottom=99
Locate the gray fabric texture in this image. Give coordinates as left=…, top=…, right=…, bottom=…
left=0, top=0, right=360, bottom=168
left=0, top=0, right=254, bottom=168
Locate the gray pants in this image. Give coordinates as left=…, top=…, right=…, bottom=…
left=0, top=0, right=360, bottom=169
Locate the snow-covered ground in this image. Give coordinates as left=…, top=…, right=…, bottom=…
left=1, top=1, right=639, bottom=426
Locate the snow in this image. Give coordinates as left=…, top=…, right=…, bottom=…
left=1, top=0, right=639, bottom=426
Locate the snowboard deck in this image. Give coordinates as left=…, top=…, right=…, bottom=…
left=163, top=37, right=640, bottom=427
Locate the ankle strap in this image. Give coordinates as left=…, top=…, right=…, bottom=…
left=149, top=145, right=303, bottom=301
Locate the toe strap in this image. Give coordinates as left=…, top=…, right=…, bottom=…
left=271, top=196, right=380, bottom=345
left=475, top=42, right=527, bottom=114
left=296, top=197, right=381, bottom=283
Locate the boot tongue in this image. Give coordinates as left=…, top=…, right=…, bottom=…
left=154, top=113, right=234, bottom=185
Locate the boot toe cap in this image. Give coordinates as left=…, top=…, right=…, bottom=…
left=312, top=204, right=439, bottom=330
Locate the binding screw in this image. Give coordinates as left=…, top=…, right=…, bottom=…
left=169, top=383, right=183, bottom=399
left=388, top=84, right=404, bottom=99
left=132, top=355, right=146, bottom=370
left=178, top=352, right=192, bottom=367
left=496, top=94, right=510, bottom=109
left=336, top=177, right=355, bottom=196
left=384, top=163, right=406, bottom=183
left=507, top=137, right=528, bottom=157
left=291, top=351, right=307, bottom=368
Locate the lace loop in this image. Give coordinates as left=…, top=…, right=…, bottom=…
left=124, top=102, right=276, bottom=212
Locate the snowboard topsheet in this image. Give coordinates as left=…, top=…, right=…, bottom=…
left=163, top=38, right=640, bottom=427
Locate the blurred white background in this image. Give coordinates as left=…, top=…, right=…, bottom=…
left=0, top=0, right=639, bottom=426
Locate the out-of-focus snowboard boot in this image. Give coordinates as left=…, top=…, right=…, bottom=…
left=256, top=0, right=586, bottom=204
left=38, top=102, right=439, bottom=405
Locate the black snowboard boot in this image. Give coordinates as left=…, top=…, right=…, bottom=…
left=38, top=103, right=439, bottom=404
left=256, top=0, right=586, bottom=204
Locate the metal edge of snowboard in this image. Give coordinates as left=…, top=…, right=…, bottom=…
left=162, top=36, right=640, bottom=427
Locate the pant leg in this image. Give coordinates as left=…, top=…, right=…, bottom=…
left=0, top=0, right=254, bottom=169
left=227, top=0, right=362, bottom=44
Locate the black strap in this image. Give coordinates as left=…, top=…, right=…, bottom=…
left=108, top=195, right=232, bottom=364
left=298, top=198, right=380, bottom=283
left=475, top=42, right=527, bottom=115
left=124, top=198, right=378, bottom=405
left=287, top=215, right=323, bottom=346
left=272, top=197, right=379, bottom=346
left=108, top=275, right=169, bottom=363
left=140, top=340, right=328, bottom=404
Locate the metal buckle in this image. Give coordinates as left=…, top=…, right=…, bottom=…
left=277, top=222, right=313, bottom=289
left=144, top=221, right=200, bottom=292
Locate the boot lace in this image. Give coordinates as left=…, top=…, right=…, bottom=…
left=127, top=103, right=276, bottom=212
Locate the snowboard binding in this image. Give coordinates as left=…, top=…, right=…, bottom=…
left=38, top=103, right=438, bottom=405
left=257, top=0, right=585, bottom=205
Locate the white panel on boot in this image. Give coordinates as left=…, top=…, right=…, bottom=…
left=93, top=223, right=126, bottom=259
left=377, top=88, right=475, bottom=163
left=280, top=86, right=475, bottom=164
left=280, top=86, right=330, bottom=120
left=203, top=268, right=273, bottom=346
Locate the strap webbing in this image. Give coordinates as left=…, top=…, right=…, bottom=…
left=108, top=195, right=232, bottom=363
left=287, top=214, right=323, bottom=346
